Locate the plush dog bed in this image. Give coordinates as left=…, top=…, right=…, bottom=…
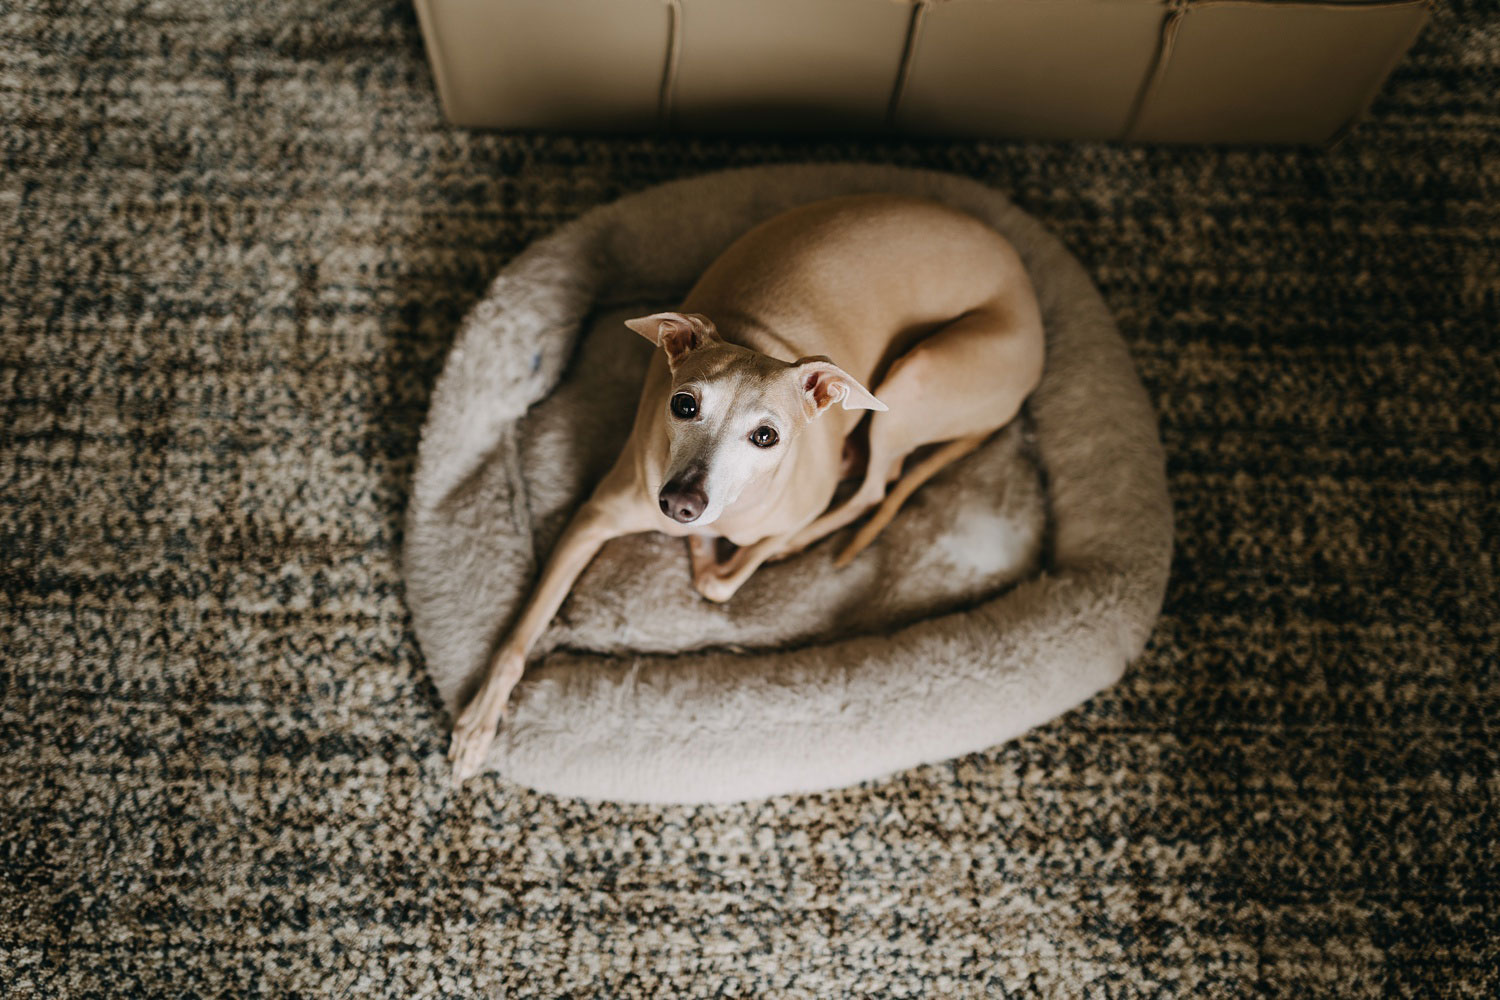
left=404, top=165, right=1172, bottom=803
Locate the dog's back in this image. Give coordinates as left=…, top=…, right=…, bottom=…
left=681, top=194, right=1033, bottom=385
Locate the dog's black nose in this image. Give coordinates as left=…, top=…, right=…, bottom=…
left=658, top=482, right=707, bottom=523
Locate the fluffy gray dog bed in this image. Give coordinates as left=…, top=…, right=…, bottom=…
left=404, top=165, right=1172, bottom=804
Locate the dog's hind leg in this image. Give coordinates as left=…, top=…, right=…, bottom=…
left=771, top=417, right=904, bottom=561
left=784, top=300, right=1043, bottom=565
left=834, top=433, right=985, bottom=567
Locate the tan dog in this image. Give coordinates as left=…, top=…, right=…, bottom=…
left=448, top=194, right=1044, bottom=783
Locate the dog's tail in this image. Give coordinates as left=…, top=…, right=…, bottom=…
left=834, top=434, right=987, bottom=569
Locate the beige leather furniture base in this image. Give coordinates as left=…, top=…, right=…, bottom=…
left=415, top=0, right=1430, bottom=145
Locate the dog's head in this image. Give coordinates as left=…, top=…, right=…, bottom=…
left=625, top=311, right=885, bottom=526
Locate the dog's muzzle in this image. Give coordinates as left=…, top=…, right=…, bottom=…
left=659, top=471, right=708, bottom=524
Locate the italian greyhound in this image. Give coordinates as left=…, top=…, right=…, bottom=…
left=449, top=194, right=1045, bottom=783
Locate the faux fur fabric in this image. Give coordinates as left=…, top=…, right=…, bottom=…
left=404, top=166, right=1173, bottom=803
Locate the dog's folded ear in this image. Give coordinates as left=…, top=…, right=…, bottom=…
left=624, top=312, right=719, bottom=365
left=791, top=357, right=887, bottom=419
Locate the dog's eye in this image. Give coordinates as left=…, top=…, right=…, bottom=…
left=750, top=425, right=779, bottom=448
left=670, top=392, right=698, bottom=419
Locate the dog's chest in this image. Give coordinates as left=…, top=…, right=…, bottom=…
left=707, top=508, right=789, bottom=548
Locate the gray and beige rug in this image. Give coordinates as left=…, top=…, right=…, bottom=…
left=2, top=0, right=1496, bottom=995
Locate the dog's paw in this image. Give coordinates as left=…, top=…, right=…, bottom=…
left=447, top=651, right=524, bottom=786
left=693, top=569, right=738, bottom=604
left=448, top=719, right=499, bottom=786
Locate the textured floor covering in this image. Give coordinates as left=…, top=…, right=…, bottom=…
left=2, top=0, right=1497, bottom=995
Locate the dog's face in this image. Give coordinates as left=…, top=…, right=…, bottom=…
left=625, top=312, right=885, bottom=526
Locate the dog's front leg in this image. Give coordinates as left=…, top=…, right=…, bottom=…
left=686, top=535, right=720, bottom=583
left=692, top=533, right=794, bottom=604
left=448, top=499, right=637, bottom=784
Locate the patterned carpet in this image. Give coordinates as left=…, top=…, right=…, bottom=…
left=2, top=0, right=1497, bottom=995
